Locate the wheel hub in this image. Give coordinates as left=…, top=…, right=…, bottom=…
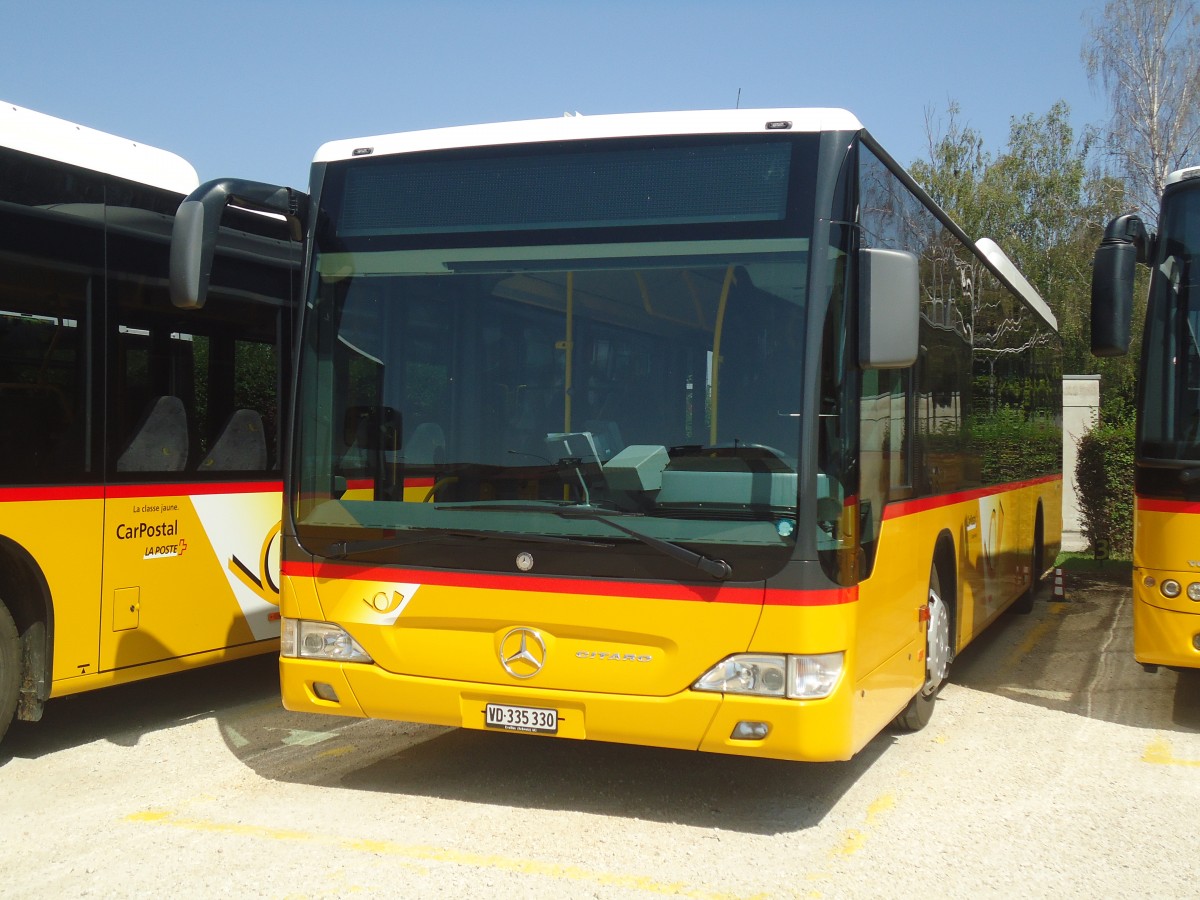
left=924, top=586, right=951, bottom=694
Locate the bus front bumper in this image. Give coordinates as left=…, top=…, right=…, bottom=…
left=279, top=657, right=858, bottom=762
left=1133, top=576, right=1200, bottom=669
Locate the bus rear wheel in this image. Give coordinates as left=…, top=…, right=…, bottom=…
left=1013, top=516, right=1044, bottom=615
left=0, top=600, right=19, bottom=745
left=893, top=563, right=951, bottom=732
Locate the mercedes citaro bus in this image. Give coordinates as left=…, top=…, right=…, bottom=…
left=172, top=109, right=1061, bottom=761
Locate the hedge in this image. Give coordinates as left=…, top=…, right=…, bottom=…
left=1075, top=421, right=1135, bottom=559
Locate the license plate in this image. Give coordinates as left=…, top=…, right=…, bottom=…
left=485, top=702, right=558, bottom=734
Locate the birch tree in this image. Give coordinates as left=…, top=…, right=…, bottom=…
left=1083, top=0, right=1200, bottom=222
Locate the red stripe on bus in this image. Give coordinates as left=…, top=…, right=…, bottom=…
left=764, top=586, right=857, bottom=606
left=105, top=480, right=282, bottom=498
left=282, top=560, right=855, bottom=607
left=1137, top=496, right=1200, bottom=515
left=882, top=474, right=1060, bottom=520
left=0, top=485, right=106, bottom=502
left=0, top=481, right=282, bottom=502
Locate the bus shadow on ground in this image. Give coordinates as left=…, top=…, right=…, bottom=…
left=203, top=675, right=903, bottom=835
left=950, top=559, right=1200, bottom=734
left=1, top=637, right=899, bottom=835
left=330, top=724, right=894, bottom=835
left=0, top=652, right=279, bottom=766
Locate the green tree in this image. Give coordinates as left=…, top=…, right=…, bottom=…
left=910, top=102, right=993, bottom=237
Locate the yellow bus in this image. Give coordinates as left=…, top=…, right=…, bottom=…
left=1092, top=166, right=1200, bottom=671
left=174, top=109, right=1062, bottom=761
left=0, top=102, right=297, bottom=743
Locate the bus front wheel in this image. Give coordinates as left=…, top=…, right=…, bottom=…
left=0, top=600, right=19, bottom=745
left=893, top=563, right=952, bottom=731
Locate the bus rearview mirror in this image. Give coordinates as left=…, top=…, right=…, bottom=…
left=1089, top=213, right=1152, bottom=358
left=859, top=247, right=919, bottom=369
left=170, top=178, right=307, bottom=310
left=1090, top=241, right=1135, bottom=357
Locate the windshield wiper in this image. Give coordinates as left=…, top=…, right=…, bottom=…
left=566, top=508, right=733, bottom=581
left=326, top=528, right=614, bottom=560
left=435, top=502, right=732, bottom=581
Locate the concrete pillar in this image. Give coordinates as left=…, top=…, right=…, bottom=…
left=1062, top=375, right=1100, bottom=553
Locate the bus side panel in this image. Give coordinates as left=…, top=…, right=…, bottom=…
left=0, top=493, right=104, bottom=684
left=859, top=477, right=1058, bottom=728
left=855, top=503, right=943, bottom=744
left=97, top=484, right=280, bottom=675
left=858, top=509, right=936, bottom=667
left=1132, top=499, right=1200, bottom=668
left=955, top=478, right=1059, bottom=642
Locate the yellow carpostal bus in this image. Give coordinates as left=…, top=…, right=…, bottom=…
left=1093, top=166, right=1200, bottom=671
left=0, top=102, right=297, bottom=743
left=174, top=109, right=1062, bottom=761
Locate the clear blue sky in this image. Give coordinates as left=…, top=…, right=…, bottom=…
left=2, top=1, right=1109, bottom=191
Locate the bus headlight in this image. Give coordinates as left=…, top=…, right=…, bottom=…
left=281, top=618, right=373, bottom=663
left=788, top=653, right=845, bottom=699
left=693, top=652, right=843, bottom=700
left=1187, top=583, right=1200, bottom=602
left=1161, top=580, right=1182, bottom=599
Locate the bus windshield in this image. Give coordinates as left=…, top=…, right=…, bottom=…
left=1141, top=182, right=1200, bottom=462
left=293, top=137, right=823, bottom=580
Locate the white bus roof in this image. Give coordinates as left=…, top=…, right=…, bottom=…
left=1166, top=166, right=1200, bottom=187
left=976, top=237, right=1058, bottom=331
left=0, top=100, right=199, bottom=194
left=315, top=108, right=865, bottom=163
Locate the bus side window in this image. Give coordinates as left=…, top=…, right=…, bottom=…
left=0, top=294, right=87, bottom=483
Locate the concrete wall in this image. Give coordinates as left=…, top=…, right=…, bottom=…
left=1062, top=375, right=1101, bottom=552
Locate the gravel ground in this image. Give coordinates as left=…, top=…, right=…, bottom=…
left=2, top=564, right=1198, bottom=899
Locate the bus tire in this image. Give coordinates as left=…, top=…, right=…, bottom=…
left=0, top=600, right=19, bottom=745
left=893, top=562, right=952, bottom=732
left=1012, top=511, right=1044, bottom=615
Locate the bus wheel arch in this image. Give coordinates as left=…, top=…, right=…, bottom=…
left=893, top=532, right=957, bottom=732
left=0, top=536, right=54, bottom=738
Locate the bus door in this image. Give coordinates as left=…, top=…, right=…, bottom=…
left=99, top=300, right=283, bottom=671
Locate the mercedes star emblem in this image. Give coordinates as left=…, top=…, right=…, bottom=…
left=499, top=627, right=547, bottom=679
